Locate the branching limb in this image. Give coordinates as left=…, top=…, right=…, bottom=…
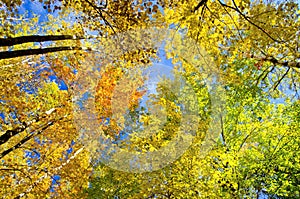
left=0, top=114, right=68, bottom=159
left=84, top=0, right=116, bottom=35
left=218, top=0, right=284, bottom=43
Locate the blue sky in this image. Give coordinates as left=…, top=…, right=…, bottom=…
left=18, top=0, right=54, bottom=22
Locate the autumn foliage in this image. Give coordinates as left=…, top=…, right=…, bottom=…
left=0, top=0, right=299, bottom=198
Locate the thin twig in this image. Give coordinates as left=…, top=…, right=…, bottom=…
left=218, top=0, right=284, bottom=43
left=273, top=67, right=290, bottom=91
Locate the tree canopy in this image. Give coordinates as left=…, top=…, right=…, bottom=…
left=0, top=0, right=299, bottom=198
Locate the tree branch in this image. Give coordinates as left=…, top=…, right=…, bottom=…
left=0, top=46, right=82, bottom=60
left=273, top=67, right=290, bottom=91
left=238, top=127, right=257, bottom=152
left=218, top=0, right=284, bottom=43
left=193, top=0, right=208, bottom=12
left=0, top=35, right=80, bottom=47
left=84, top=0, right=116, bottom=34
left=220, top=114, right=226, bottom=147
left=252, top=55, right=300, bottom=69
left=0, top=108, right=56, bottom=146
left=0, top=121, right=55, bottom=159
left=0, top=125, right=27, bottom=145
left=0, top=114, right=68, bottom=159
left=15, top=146, right=85, bottom=199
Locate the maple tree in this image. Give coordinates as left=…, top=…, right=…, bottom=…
left=0, top=0, right=299, bottom=198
